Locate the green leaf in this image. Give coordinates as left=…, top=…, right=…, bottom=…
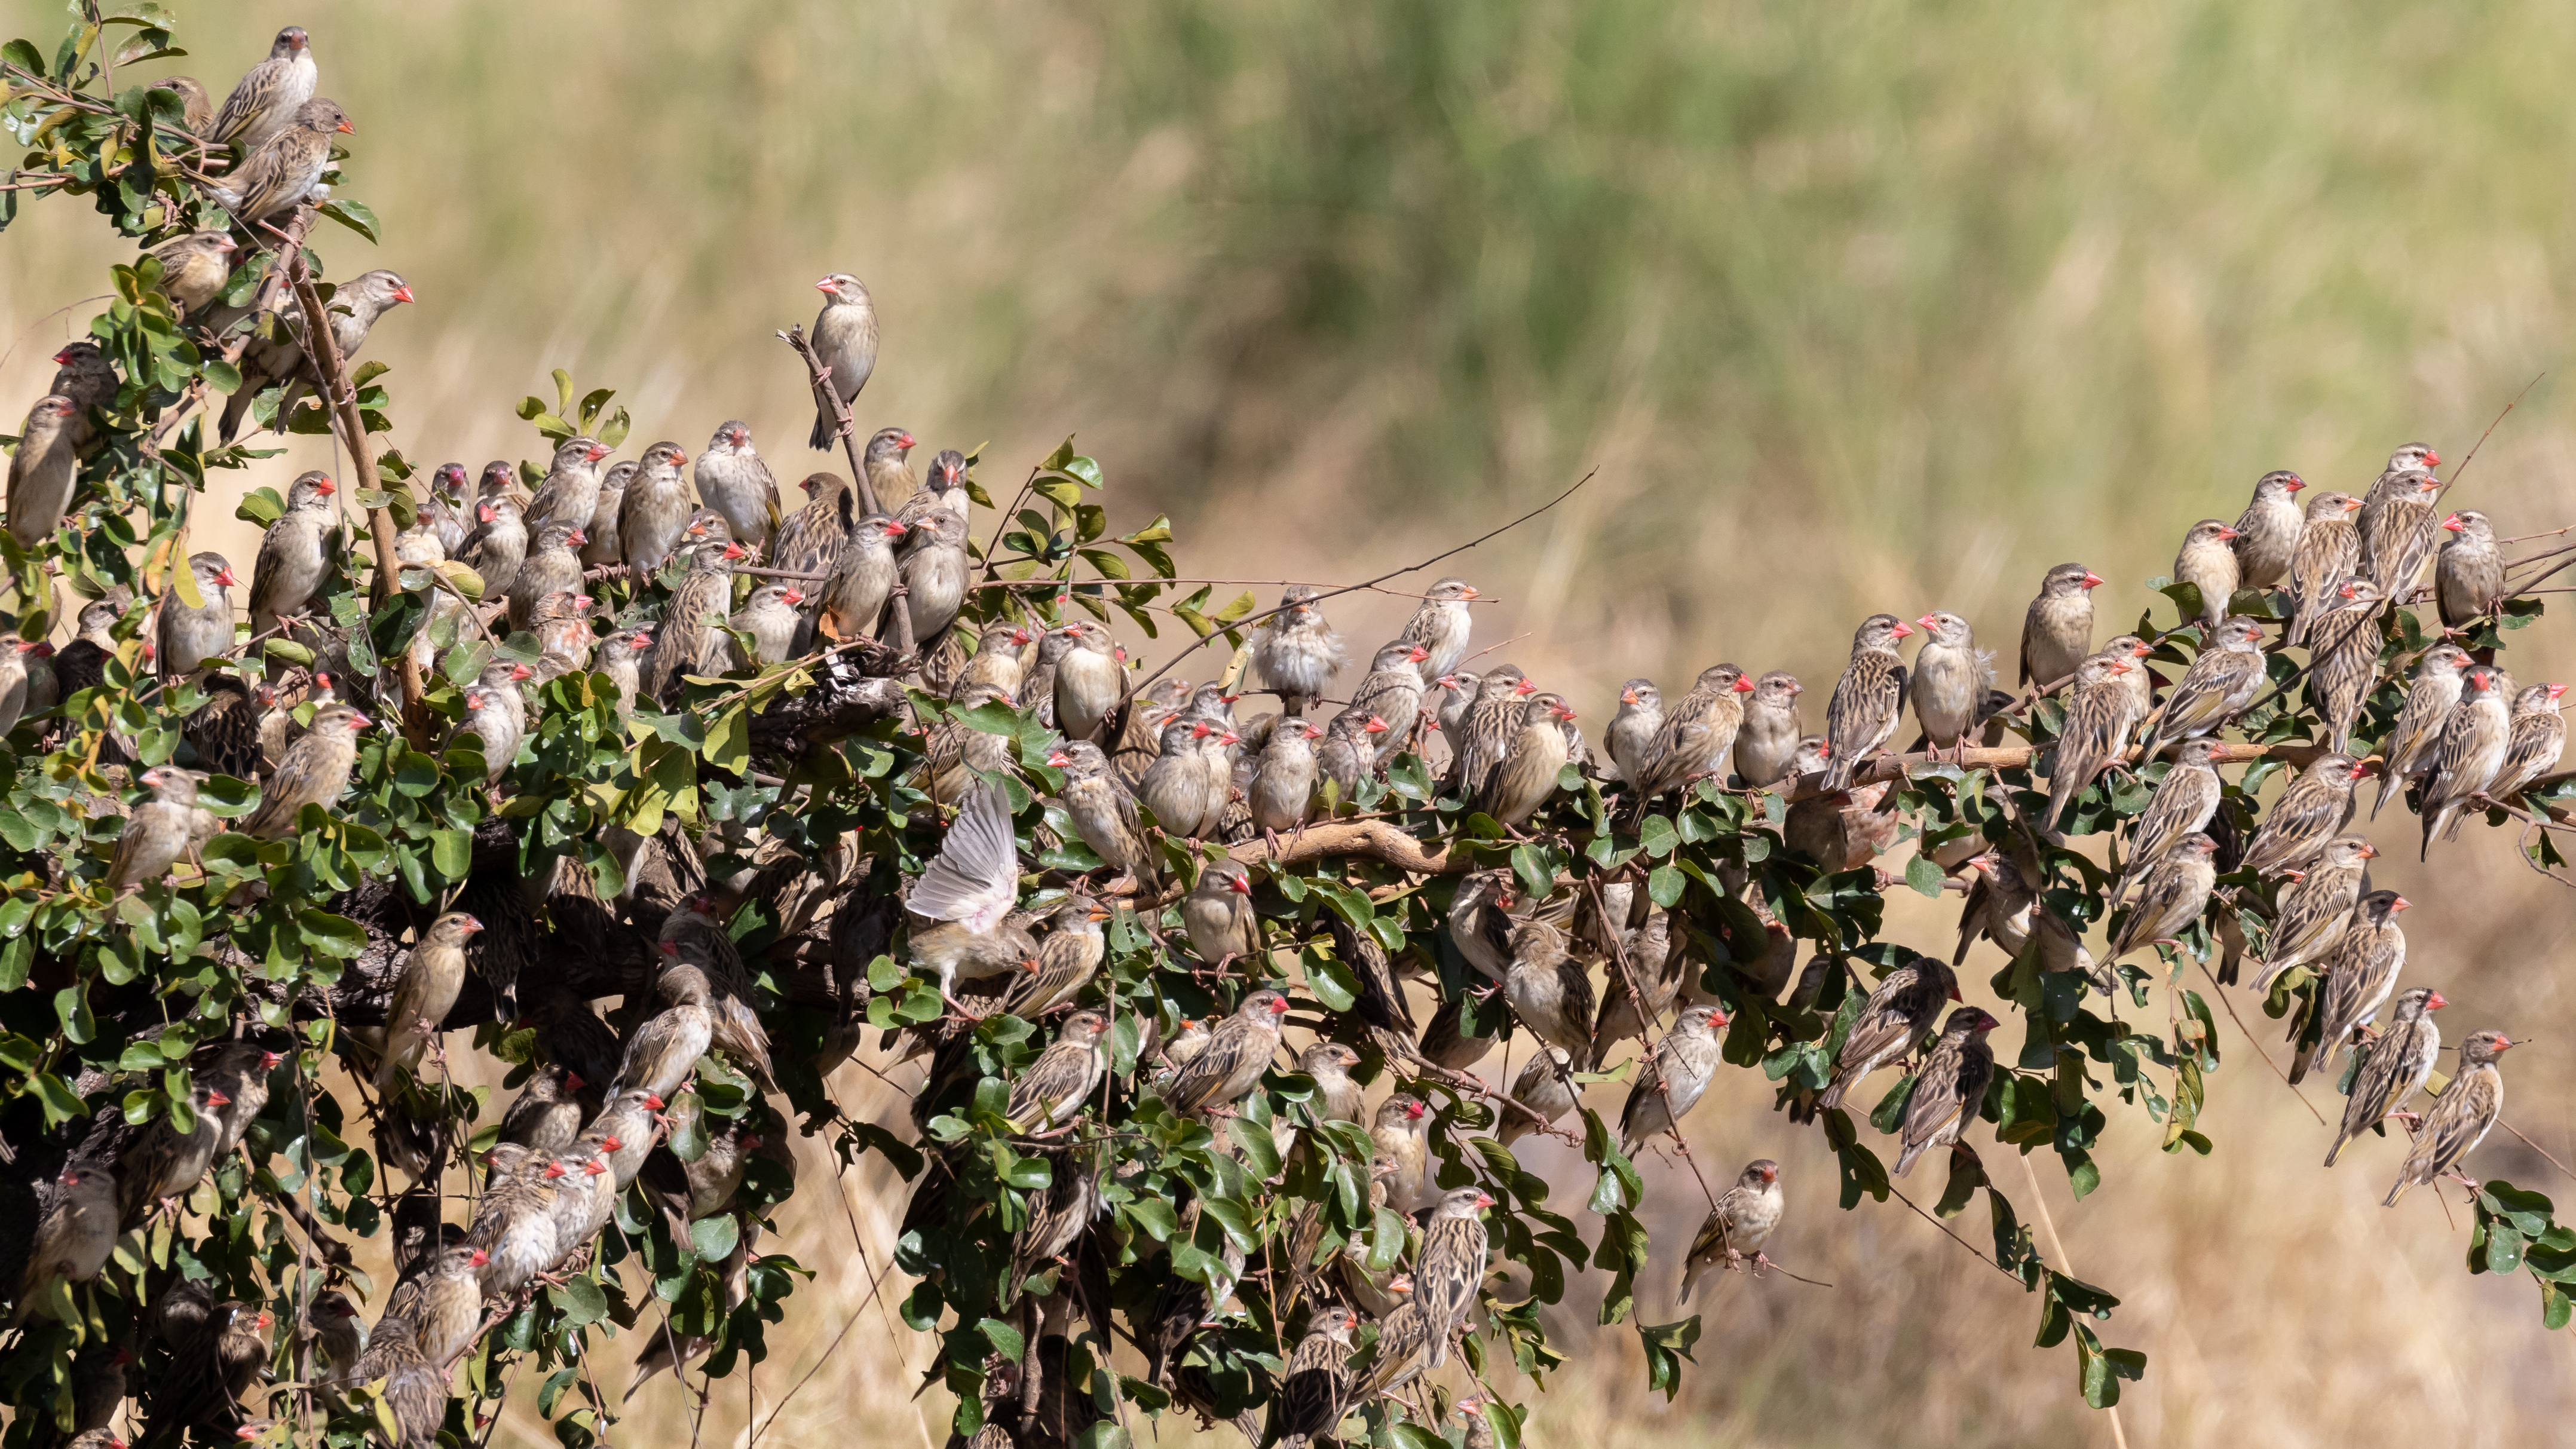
left=690, top=1214, right=740, bottom=1264
left=547, top=1274, right=608, bottom=1326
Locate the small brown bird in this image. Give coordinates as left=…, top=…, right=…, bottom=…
left=902, top=508, right=973, bottom=647
left=1909, top=612, right=1989, bottom=757
left=2286, top=489, right=2365, bottom=646
left=1505, top=918, right=1596, bottom=1066
left=374, top=912, right=480, bottom=1089
left=2249, top=835, right=2375, bottom=991
left=2230, top=470, right=2307, bottom=589
left=1604, top=678, right=1665, bottom=789
left=247, top=470, right=339, bottom=634
left=148, top=229, right=240, bottom=319
left=163, top=72, right=214, bottom=131
left=2304, top=577, right=2389, bottom=752
left=1249, top=717, right=1325, bottom=834
left=1678, top=1159, right=1785, bottom=1297
left=812, top=510, right=903, bottom=642
left=770, top=470, right=854, bottom=581
left=394, top=1239, right=495, bottom=1361
left=2138, top=616, right=2268, bottom=761
left=2109, top=737, right=2223, bottom=905
left=448, top=680, right=523, bottom=785
left=1893, top=1007, right=2000, bottom=1176
left=523, top=435, right=612, bottom=538
left=108, top=765, right=206, bottom=891
left=506, top=522, right=585, bottom=632
left=6, top=394, right=79, bottom=547
left=2241, top=753, right=2365, bottom=877
left=1413, top=1185, right=1495, bottom=1329
left=1249, top=584, right=1349, bottom=713
left=1275, top=1303, right=1360, bottom=1447
left=307, top=1288, right=366, bottom=1385
left=1356, top=1295, right=1445, bottom=1400
left=696, top=420, right=781, bottom=549
left=1316, top=710, right=1379, bottom=798
left=1822, top=614, right=1912, bottom=790
left=641, top=537, right=748, bottom=701
left=578, top=461, right=633, bottom=569
left=1183, top=858, right=1263, bottom=965
left=1161, top=988, right=1289, bottom=1114
left=2436, top=509, right=2504, bottom=629
left=2107, top=833, right=2217, bottom=961
left=2020, top=562, right=2103, bottom=688
left=1006, top=1009, right=1110, bottom=1131
left=616, top=440, right=695, bottom=574
left=2325, top=986, right=2445, bottom=1168
left=1340, top=642, right=1434, bottom=768
left=2361, top=467, right=2446, bottom=596
left=2375, top=642, right=2473, bottom=818
left=1496, top=1044, right=1578, bottom=1147
left=807, top=274, right=880, bottom=449
left=1052, top=620, right=1127, bottom=743
left=727, top=582, right=806, bottom=670
left=2292, top=890, right=2410, bottom=1086
left=2357, top=442, right=2442, bottom=531
left=142, top=1299, right=272, bottom=1443
left=360, top=1314, right=449, bottom=1448
left=611, top=954, right=715, bottom=1100
left=1619, top=1003, right=1727, bottom=1149
left=1003, top=896, right=1108, bottom=1018
left=2385, top=1028, right=2513, bottom=1207
left=2173, top=518, right=2243, bottom=631
left=895, top=451, right=970, bottom=537
left=497, top=1062, right=590, bottom=1155
left=2488, top=682, right=2569, bottom=805
left=1368, top=1092, right=1436, bottom=1212
left=238, top=700, right=367, bottom=837
left=1639, top=664, right=1752, bottom=798
left=1735, top=669, right=1806, bottom=786
left=11, top=1167, right=117, bottom=1326
left=209, top=94, right=350, bottom=222
left=1445, top=869, right=1519, bottom=984
left=1048, top=740, right=1153, bottom=880
left=906, top=786, right=1036, bottom=1014
left=158, top=551, right=241, bottom=676
left=232, top=270, right=413, bottom=440
left=866, top=430, right=921, bottom=510
left=2419, top=664, right=2511, bottom=854
left=1400, top=577, right=1480, bottom=683
left=458, top=494, right=530, bottom=598
left=1297, top=1041, right=1367, bottom=1126
left=2039, top=654, right=2140, bottom=832
left=1481, top=693, right=1577, bottom=826
left=1803, top=956, right=1959, bottom=1121
left=206, top=25, right=316, bottom=150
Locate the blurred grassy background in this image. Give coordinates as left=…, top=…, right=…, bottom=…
left=11, top=0, right=2576, bottom=1443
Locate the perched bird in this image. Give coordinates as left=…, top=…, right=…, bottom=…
left=2172, top=519, right=2243, bottom=631
left=2375, top=643, right=2474, bottom=819
left=374, top=912, right=480, bottom=1089
left=2384, top=1028, right=2513, bottom=1207
left=156, top=552, right=241, bottom=677
left=2249, top=835, right=2376, bottom=991
left=1679, top=1159, right=1785, bottom=1297
left=2241, top=752, right=2365, bottom=877
left=906, top=786, right=1036, bottom=1015
left=2286, top=489, right=2365, bottom=646
left=458, top=494, right=530, bottom=598
left=2230, top=470, right=2308, bottom=589
left=2106, top=833, right=2217, bottom=961
left=2487, top=681, right=2569, bottom=804
left=865, top=430, right=921, bottom=511
left=1249, top=717, right=1325, bottom=834
left=616, top=440, right=696, bottom=574
left=641, top=538, right=747, bottom=701
left=1504, top=918, right=1595, bottom=1066
left=522, top=436, right=612, bottom=539
left=6, top=395, right=79, bottom=547
left=1295, top=1041, right=1366, bottom=1127
left=894, top=450, right=970, bottom=535
left=1481, top=693, right=1577, bottom=826
left=497, top=1062, right=590, bottom=1155
left=2360, top=467, right=2446, bottom=596
left=1235, top=587, right=1346, bottom=719
left=247, top=471, right=339, bottom=634
left=1160, top=988, right=1289, bottom=1114
left=2038, top=654, right=2139, bottom=832
left=577, top=460, right=633, bottom=569
left=1274, top=1303, right=1360, bottom=1447
left=1004, top=1010, right=1108, bottom=1132
left=1049, top=740, right=1153, bottom=880
left=206, top=25, right=316, bottom=150
left=179, top=673, right=262, bottom=780
left=958, top=621, right=1033, bottom=700
left=1316, top=710, right=1377, bottom=798
left=1618, top=1003, right=1727, bottom=1149
left=2109, top=737, right=2224, bottom=905
left=612, top=955, right=715, bottom=1101
left=162, top=72, right=213, bottom=131
left=1495, top=1045, right=1577, bottom=1147
left=1339, top=642, right=1433, bottom=768
left=2292, top=890, right=2411, bottom=1086
left=1638, top=664, right=1752, bottom=798
left=2304, top=577, right=2389, bottom=752
left=2419, top=664, right=2510, bottom=854
left=2137, top=616, right=2268, bottom=762
left=141, top=1299, right=272, bottom=1444
left=1445, top=664, right=1536, bottom=795
left=1445, top=869, right=1520, bottom=984
left=1412, top=1185, right=1495, bottom=1329
left=148, top=230, right=239, bottom=318
left=1183, top=859, right=1263, bottom=965
left=383, top=1240, right=490, bottom=1367
left=1804, top=956, right=1959, bottom=1121
left=227, top=270, right=413, bottom=441
left=1604, top=678, right=1666, bottom=788
left=1052, top=620, right=1126, bottom=743
left=529, top=589, right=599, bottom=678
left=449, top=681, right=523, bottom=785
left=1910, top=611, right=1989, bottom=756
left=807, top=274, right=880, bottom=449
left=1434, top=670, right=1481, bottom=742
left=237, top=701, right=367, bottom=837
left=11, top=1167, right=117, bottom=1327
left=1399, top=577, right=1479, bottom=684
left=770, top=470, right=856, bottom=581
left=727, top=582, right=805, bottom=670
left=1367, top=1093, right=1435, bottom=1214
left=207, top=95, right=351, bottom=222
left=695, top=420, right=780, bottom=549
left=2020, top=562, right=2103, bottom=688
left=307, top=1288, right=367, bottom=1385
left=2436, top=509, right=2505, bottom=629
left=2325, top=986, right=2446, bottom=1168
left=1356, top=1296, right=1444, bottom=1400
left=505, top=522, right=584, bottom=633
left=0, top=636, right=30, bottom=739
left=1736, top=670, right=1806, bottom=787
left=901, top=508, right=972, bottom=648
left=819, top=512, right=907, bottom=641
left=1821, top=614, right=1912, bottom=790
left=1892, top=1007, right=2001, bottom=1177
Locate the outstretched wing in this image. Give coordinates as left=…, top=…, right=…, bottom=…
left=910, top=786, right=1021, bottom=932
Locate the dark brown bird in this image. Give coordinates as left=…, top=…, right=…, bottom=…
left=181, top=672, right=261, bottom=778
left=1804, top=955, right=1958, bottom=1122
left=641, top=537, right=747, bottom=702
left=1892, top=1007, right=2000, bottom=1177
left=1160, top=988, right=1288, bottom=1115
left=1822, top=614, right=1912, bottom=789
left=771, top=469, right=859, bottom=578
left=2292, top=890, right=2410, bottom=1086
left=2326, top=985, right=2445, bottom=1168
left=2019, top=562, right=2102, bottom=688
left=2385, top=1028, right=2512, bottom=1207
left=2286, top=489, right=2364, bottom=646
left=141, top=1298, right=272, bottom=1445
left=12, top=1166, right=117, bottom=1327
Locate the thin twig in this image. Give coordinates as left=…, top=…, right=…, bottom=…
left=2197, top=961, right=2327, bottom=1125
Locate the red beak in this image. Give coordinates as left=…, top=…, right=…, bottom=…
left=2215, top=525, right=2240, bottom=541
left=783, top=587, right=806, bottom=606
left=586, top=445, right=608, bottom=462
left=2441, top=513, right=2465, bottom=533
left=392, top=284, right=415, bottom=305
left=1732, top=675, right=1754, bottom=693
left=2081, top=572, right=2105, bottom=590
left=2427, top=992, right=2448, bottom=1010
left=2283, top=476, right=2304, bottom=491
left=215, top=567, right=240, bottom=588
left=815, top=278, right=839, bottom=293
left=722, top=543, right=748, bottom=560
left=207, top=1090, right=231, bottom=1107
left=313, top=477, right=335, bottom=497
left=1046, top=750, right=1071, bottom=767
left=1364, top=716, right=1389, bottom=734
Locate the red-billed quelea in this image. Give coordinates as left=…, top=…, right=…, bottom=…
left=2019, top=562, right=2103, bottom=688
left=2437, top=509, right=2504, bottom=629
left=1736, top=669, right=1806, bottom=787
left=771, top=468, right=855, bottom=580
left=1481, top=693, right=1576, bottom=827
left=449, top=679, right=523, bottom=785
left=1505, top=918, right=1595, bottom=1067
left=642, top=537, right=746, bottom=701
left=901, top=508, right=972, bottom=647
left=1249, top=585, right=1347, bottom=715
left=1371, top=1093, right=1434, bottom=1212
left=2419, top=664, right=2510, bottom=855
left=239, top=270, right=414, bottom=440
left=1604, top=678, right=1664, bottom=789
left=2286, top=489, right=2364, bottom=646
left=2487, top=682, right=2568, bottom=805
left=373, top=912, right=479, bottom=1089
left=2291, top=890, right=2410, bottom=1086
left=580, top=460, right=632, bottom=568
left=1497, top=1045, right=1577, bottom=1147
left=460, top=494, right=529, bottom=598
left=1274, top=1303, right=1359, bottom=1448
left=613, top=954, right=715, bottom=1101
left=238, top=700, right=366, bottom=837
left=506, top=522, right=585, bottom=632
left=1639, top=664, right=1751, bottom=798
left=1049, top=740, right=1151, bottom=881
left=820, top=512, right=906, bottom=641
left=2039, top=654, right=2139, bottom=832
left=2361, top=467, right=2447, bottom=596
left=158, top=551, right=239, bottom=676
left=11, top=1167, right=116, bottom=1327
left=906, top=786, right=1036, bottom=1016
left=865, top=428, right=920, bottom=510
left=246, top=470, right=339, bottom=633
left=895, top=451, right=969, bottom=536
left=1450, top=664, right=1536, bottom=795
left=728, top=582, right=805, bottom=670
left=210, top=94, right=349, bottom=224
left=2305, top=577, right=2388, bottom=752
left=109, top=766, right=204, bottom=891
left=615, top=440, right=693, bottom=574
left=498, top=1063, right=587, bottom=1155
left=1341, top=642, right=1432, bottom=767
left=307, top=1287, right=366, bottom=1386
left=1618, top=1003, right=1727, bottom=1150
left=2326, top=985, right=2445, bottom=1168
left=523, top=435, right=611, bottom=538
left=2375, top=643, right=2473, bottom=818
left=2384, top=1028, right=2511, bottom=1206
left=696, top=420, right=780, bottom=549
left=1162, top=988, right=1289, bottom=1116
left=1139, top=718, right=1233, bottom=839
left=207, top=26, right=315, bottom=151
left=387, top=1242, right=489, bottom=1365
left=1250, top=717, right=1324, bottom=834
left=1801, top=955, right=1958, bottom=1122
left=1910, top=612, right=1988, bottom=758
left=2109, top=738, right=2223, bottom=905
left=1007, top=1010, right=1108, bottom=1132
left=807, top=273, right=879, bottom=450
left=1680, top=1159, right=1784, bottom=1295
left=2231, top=470, right=2307, bottom=589
left=1894, top=1006, right=1999, bottom=1176
left=2107, top=832, right=2216, bottom=961
left=1822, top=614, right=1912, bottom=791
left=1414, top=1185, right=1495, bottom=1329
left=2139, top=616, right=2268, bottom=761
left=2247, top=835, right=2375, bottom=991
left=7, top=396, right=78, bottom=547
left=1052, top=620, right=1126, bottom=743
left=141, top=1299, right=271, bottom=1443
left=1400, top=577, right=1478, bottom=684
left=149, top=230, right=238, bottom=320
left=1183, top=859, right=1262, bottom=966
left=2242, top=752, right=2364, bottom=877
left=2173, top=518, right=2243, bottom=632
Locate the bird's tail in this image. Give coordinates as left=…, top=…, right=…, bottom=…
left=808, top=407, right=834, bottom=452
left=1892, top=1140, right=1926, bottom=1177
left=2324, top=1133, right=2350, bottom=1169
left=2384, top=1175, right=2413, bottom=1208
left=2287, top=1041, right=2315, bottom=1086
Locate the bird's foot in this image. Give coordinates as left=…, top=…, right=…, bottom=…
left=1722, top=1246, right=1745, bottom=1273
left=940, top=992, right=990, bottom=1024
left=2390, top=1108, right=2424, bottom=1131
left=1750, top=1251, right=1776, bottom=1278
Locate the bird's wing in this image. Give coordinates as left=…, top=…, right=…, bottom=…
left=911, top=786, right=1022, bottom=932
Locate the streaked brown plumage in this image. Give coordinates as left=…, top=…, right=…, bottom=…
left=1503, top=918, right=1595, bottom=1067
left=2436, top=508, right=2504, bottom=629
left=1822, top=614, right=1912, bottom=790
left=149, top=229, right=240, bottom=319
left=2385, top=1028, right=2512, bottom=1206
left=2109, top=737, right=2223, bottom=905
left=819, top=512, right=906, bottom=641
left=1640, top=664, right=1753, bottom=797
left=1007, top=1010, right=1108, bottom=1131
left=458, top=494, right=529, bottom=598
left=2326, top=985, right=2445, bottom=1168
left=1049, top=740, right=1152, bottom=880
left=364, top=1316, right=448, bottom=1448
left=642, top=537, right=747, bottom=702
left=1480, top=693, right=1576, bottom=826
left=2375, top=643, right=2473, bottom=819
left=2039, top=654, right=2138, bottom=832
left=2018, top=562, right=2102, bottom=688
left=2286, top=489, right=2363, bottom=646
left=12, top=1167, right=117, bottom=1327
left=374, top=911, right=479, bottom=1089
left=2292, top=890, right=2410, bottom=1086
left=1495, top=1044, right=1576, bottom=1147
left=2137, top=615, right=2268, bottom=761
left=2107, top=832, right=2216, bottom=961
left=159, top=551, right=240, bottom=677
left=209, top=94, right=348, bottom=223
left=206, top=25, right=315, bottom=149
left=1892, top=1007, right=1999, bottom=1176
left=771, top=468, right=859, bottom=578
left=1399, top=577, right=1479, bottom=684
left=616, top=440, right=694, bottom=574
left=142, top=1299, right=272, bottom=1443
left=2360, top=467, right=2446, bottom=596
left=2231, top=469, right=2307, bottom=589
left=523, top=435, right=611, bottom=538
left=506, top=521, right=586, bottom=633
left=1160, top=988, right=1288, bottom=1114
left=1275, top=1303, right=1360, bottom=1447
left=696, top=419, right=781, bottom=549
left=2420, top=664, right=2510, bottom=854
left=1413, top=1185, right=1494, bottom=1331
left=2241, top=752, right=2364, bottom=878
left=2488, top=682, right=2569, bottom=804
left=1340, top=642, right=1434, bottom=768
left=1804, top=955, right=1959, bottom=1122
left=1679, top=1159, right=1785, bottom=1298
left=2304, top=577, right=2388, bottom=752
left=1618, top=1003, right=1727, bottom=1148
left=238, top=700, right=367, bottom=837
left=2249, top=835, right=2375, bottom=991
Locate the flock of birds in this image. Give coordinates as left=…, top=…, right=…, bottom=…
left=0, top=20, right=2563, bottom=1449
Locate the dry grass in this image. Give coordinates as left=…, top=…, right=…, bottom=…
left=11, top=1, right=2576, bottom=1443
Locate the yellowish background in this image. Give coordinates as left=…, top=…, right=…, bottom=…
left=7, top=2, right=2576, bottom=1444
